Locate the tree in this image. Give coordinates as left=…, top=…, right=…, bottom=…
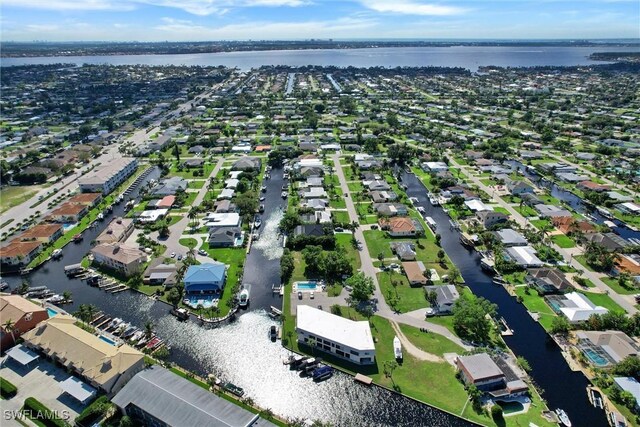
left=235, top=192, right=258, bottom=217
left=144, top=320, right=154, bottom=340
left=377, top=252, right=385, bottom=266
left=449, top=267, right=461, bottom=284
left=383, top=360, right=399, bottom=387
left=346, top=272, right=375, bottom=302
left=516, top=356, right=531, bottom=372
left=279, top=211, right=301, bottom=233
left=280, top=249, right=295, bottom=283
left=3, top=319, right=16, bottom=344
left=550, top=315, right=571, bottom=335
left=62, top=290, right=72, bottom=302
left=167, top=287, right=183, bottom=307
left=467, top=384, right=483, bottom=412
left=452, top=296, right=497, bottom=344
left=425, top=290, right=438, bottom=306
left=437, top=249, right=446, bottom=265
left=172, top=143, right=181, bottom=162
left=188, top=207, right=199, bottom=228
left=612, top=355, right=640, bottom=378
left=491, top=404, right=504, bottom=422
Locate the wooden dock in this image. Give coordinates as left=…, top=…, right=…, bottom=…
left=354, top=374, right=373, bottom=385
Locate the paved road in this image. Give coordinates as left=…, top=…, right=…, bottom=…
left=332, top=153, right=471, bottom=350
left=447, top=153, right=638, bottom=315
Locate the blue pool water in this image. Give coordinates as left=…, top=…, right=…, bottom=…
left=46, top=308, right=58, bottom=317
left=583, top=349, right=609, bottom=367
left=99, top=335, right=117, bottom=346
left=297, top=282, right=317, bottom=290
left=185, top=295, right=216, bottom=309
left=62, top=223, right=77, bottom=232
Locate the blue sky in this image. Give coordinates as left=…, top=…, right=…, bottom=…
left=1, top=0, right=639, bottom=41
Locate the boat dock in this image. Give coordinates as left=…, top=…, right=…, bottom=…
left=354, top=374, right=373, bottom=385
left=271, top=284, right=283, bottom=295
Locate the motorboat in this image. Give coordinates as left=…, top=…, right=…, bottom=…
left=106, top=318, right=123, bottom=331
left=238, top=288, right=250, bottom=308
left=170, top=307, right=190, bottom=320
left=428, top=194, right=439, bottom=206
left=46, top=294, right=65, bottom=304
left=555, top=409, right=572, bottom=427
left=115, top=323, right=131, bottom=336
left=312, top=365, right=334, bottom=381
left=393, top=336, right=403, bottom=361
left=129, top=330, right=144, bottom=343
left=122, top=326, right=138, bottom=339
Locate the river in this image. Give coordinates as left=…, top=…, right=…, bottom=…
left=2, top=46, right=639, bottom=71
left=4, top=166, right=472, bottom=427
left=400, top=169, right=608, bottom=427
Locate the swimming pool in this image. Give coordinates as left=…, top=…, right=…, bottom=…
left=496, top=400, right=525, bottom=414
left=46, top=308, right=58, bottom=318
left=99, top=335, right=117, bottom=346
left=62, top=223, right=77, bottom=232
left=296, top=282, right=318, bottom=291
left=583, top=348, right=610, bottom=367
left=184, top=295, right=217, bottom=309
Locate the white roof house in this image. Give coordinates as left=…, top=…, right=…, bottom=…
left=217, top=188, right=235, bottom=200
left=225, top=178, right=240, bottom=189
left=204, top=213, right=241, bottom=229
left=465, top=199, right=493, bottom=213
left=559, top=292, right=608, bottom=322
left=423, top=161, right=449, bottom=172
left=505, top=246, right=544, bottom=268
left=296, top=305, right=375, bottom=364
left=138, top=209, right=169, bottom=223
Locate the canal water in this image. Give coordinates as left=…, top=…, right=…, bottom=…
left=400, top=170, right=608, bottom=427
left=507, top=160, right=640, bottom=241
left=5, top=165, right=473, bottom=426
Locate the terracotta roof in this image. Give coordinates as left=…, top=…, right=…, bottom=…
left=616, top=255, right=640, bottom=275
left=0, top=240, right=42, bottom=257
left=19, top=223, right=62, bottom=240
left=402, top=262, right=426, bottom=283
left=380, top=217, right=416, bottom=233
left=157, top=195, right=176, bottom=208
left=66, top=193, right=102, bottom=205
left=49, top=202, right=87, bottom=216
left=91, top=243, right=147, bottom=265
left=0, top=295, right=46, bottom=323
left=552, top=217, right=596, bottom=234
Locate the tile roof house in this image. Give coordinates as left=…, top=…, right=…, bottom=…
left=19, top=223, right=63, bottom=244
left=152, top=177, right=188, bottom=197
left=95, top=217, right=134, bottom=245
left=183, top=263, right=227, bottom=294
left=374, top=203, right=408, bottom=217
left=379, top=217, right=422, bottom=237
left=577, top=181, right=611, bottom=193
left=552, top=217, right=597, bottom=235
left=576, top=330, right=639, bottom=367
left=231, top=156, right=261, bottom=171
left=91, top=243, right=147, bottom=278
left=584, top=232, right=630, bottom=252
left=370, top=191, right=398, bottom=203
left=402, top=261, right=428, bottom=285
left=0, top=240, right=42, bottom=267
left=0, top=295, right=48, bottom=350
left=22, top=315, right=144, bottom=395
left=526, top=268, right=573, bottom=294
left=143, top=261, right=179, bottom=287
left=47, top=202, right=88, bottom=223
left=66, top=192, right=103, bottom=207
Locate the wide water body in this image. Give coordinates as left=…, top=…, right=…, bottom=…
left=2, top=46, right=639, bottom=70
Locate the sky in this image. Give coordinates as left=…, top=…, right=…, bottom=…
left=1, top=0, right=639, bottom=42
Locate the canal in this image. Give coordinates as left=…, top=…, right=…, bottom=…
left=5, top=165, right=473, bottom=426
left=400, top=169, right=608, bottom=427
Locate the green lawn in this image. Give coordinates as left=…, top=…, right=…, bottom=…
left=378, top=271, right=430, bottom=313
left=551, top=234, right=576, bottom=248
left=580, top=291, right=625, bottom=314
left=513, top=286, right=557, bottom=331
left=203, top=246, right=247, bottom=316
left=329, top=196, right=347, bottom=209
left=601, top=277, right=640, bottom=295
left=530, top=219, right=552, bottom=230
left=0, top=185, right=41, bottom=214
left=179, top=238, right=198, bottom=250
left=363, top=229, right=394, bottom=258
left=335, top=233, right=361, bottom=272
left=399, top=323, right=464, bottom=356
left=331, top=210, right=351, bottom=224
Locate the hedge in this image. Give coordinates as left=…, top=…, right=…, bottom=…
left=0, top=376, right=18, bottom=398
left=75, top=395, right=112, bottom=427
left=23, top=397, right=70, bottom=427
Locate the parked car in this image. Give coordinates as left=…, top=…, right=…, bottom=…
left=298, top=291, right=303, bottom=300
left=198, top=249, right=207, bottom=256
left=170, top=252, right=176, bottom=258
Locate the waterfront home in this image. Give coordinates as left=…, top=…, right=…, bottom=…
left=553, top=292, right=608, bottom=323
left=504, top=246, right=544, bottom=268
left=455, top=353, right=528, bottom=398
left=366, top=180, right=391, bottom=191
left=91, top=243, right=147, bottom=278
left=551, top=217, right=596, bottom=235
left=66, top=192, right=103, bottom=207
left=143, top=260, right=179, bottom=287
left=152, top=177, right=188, bottom=197
left=612, top=254, right=640, bottom=278
left=296, top=305, right=375, bottom=365
left=423, top=284, right=460, bottom=314
left=370, top=191, right=398, bottom=203
left=231, top=156, right=261, bottom=171
left=302, top=199, right=328, bottom=211
left=19, top=223, right=63, bottom=244
left=534, top=204, right=573, bottom=219
left=301, top=187, right=327, bottom=199
left=374, top=203, right=408, bottom=217
left=0, top=295, right=48, bottom=349
left=475, top=211, right=509, bottom=229
left=0, top=240, right=42, bottom=267
left=204, top=212, right=241, bottom=230
left=112, top=365, right=272, bottom=427
left=95, top=217, right=134, bottom=245
left=583, top=232, right=630, bottom=252
left=208, top=227, right=243, bottom=248
left=464, top=199, right=493, bottom=213
left=616, top=202, right=640, bottom=215
left=557, top=172, right=590, bottom=183
left=183, top=263, right=227, bottom=295
left=612, top=378, right=640, bottom=412
left=137, top=209, right=168, bottom=224
left=78, top=157, right=138, bottom=195
left=402, top=261, right=429, bottom=285
left=421, top=161, right=448, bottom=173
left=21, top=315, right=144, bottom=395
left=46, top=202, right=88, bottom=223
left=379, top=217, right=422, bottom=237
left=577, top=181, right=611, bottom=193
left=526, top=268, right=572, bottom=294
left=504, top=177, right=534, bottom=196
left=156, top=195, right=176, bottom=209
left=390, top=242, right=416, bottom=261
left=575, top=330, right=638, bottom=367
left=493, top=229, right=528, bottom=247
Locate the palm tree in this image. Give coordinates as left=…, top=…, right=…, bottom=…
left=3, top=319, right=16, bottom=344
left=188, top=207, right=198, bottom=229
left=62, top=291, right=72, bottom=303
left=85, top=304, right=97, bottom=324
left=75, top=304, right=89, bottom=324
left=144, top=321, right=154, bottom=340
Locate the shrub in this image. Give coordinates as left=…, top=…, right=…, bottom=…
left=75, top=395, right=112, bottom=426
left=491, top=404, right=504, bottom=421
left=23, top=397, right=69, bottom=427
left=0, top=376, right=17, bottom=398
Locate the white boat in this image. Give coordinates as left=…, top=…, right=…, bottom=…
left=51, top=249, right=63, bottom=259
left=393, top=336, right=403, bottom=360
left=555, top=409, right=572, bottom=427
left=46, top=294, right=65, bottom=304
left=106, top=318, right=123, bottom=330
left=238, top=288, right=250, bottom=307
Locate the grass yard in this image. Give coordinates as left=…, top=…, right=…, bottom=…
left=378, top=271, right=429, bottom=313
left=0, top=185, right=41, bottom=214
left=399, top=323, right=464, bottom=356
left=203, top=246, right=247, bottom=316
left=335, top=233, right=361, bottom=272
left=331, top=210, right=351, bottom=224
left=580, top=291, right=625, bottom=314
left=513, top=286, right=557, bottom=331
left=601, top=277, right=640, bottom=295
left=551, top=234, right=576, bottom=248
left=363, top=229, right=394, bottom=258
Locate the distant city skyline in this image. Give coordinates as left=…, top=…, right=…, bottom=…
left=1, top=0, right=639, bottom=42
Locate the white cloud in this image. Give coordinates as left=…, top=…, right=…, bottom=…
left=2, top=0, right=135, bottom=12
left=359, top=0, right=467, bottom=15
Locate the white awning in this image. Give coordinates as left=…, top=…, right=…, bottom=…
left=60, top=376, right=97, bottom=404
left=6, top=344, right=39, bottom=366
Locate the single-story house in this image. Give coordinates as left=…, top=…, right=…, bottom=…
left=390, top=242, right=416, bottom=261
left=143, top=261, right=179, bottom=287
left=232, top=156, right=261, bottom=171
left=455, top=353, right=528, bottom=398
left=553, top=292, right=608, bottom=323
left=379, top=217, right=422, bottom=237
left=504, top=246, right=544, bottom=268
left=204, top=212, right=241, bottom=230
left=423, top=284, right=460, bottom=314
left=534, top=204, right=573, bottom=219
left=576, top=330, right=638, bottom=367
left=374, top=203, right=408, bottom=217
left=208, top=227, right=243, bottom=248
left=402, top=261, right=428, bottom=285
left=526, top=268, right=572, bottom=294
left=493, top=229, right=528, bottom=247
left=370, top=191, right=398, bottom=203
left=583, top=232, right=630, bottom=252
left=152, top=177, right=188, bottom=197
